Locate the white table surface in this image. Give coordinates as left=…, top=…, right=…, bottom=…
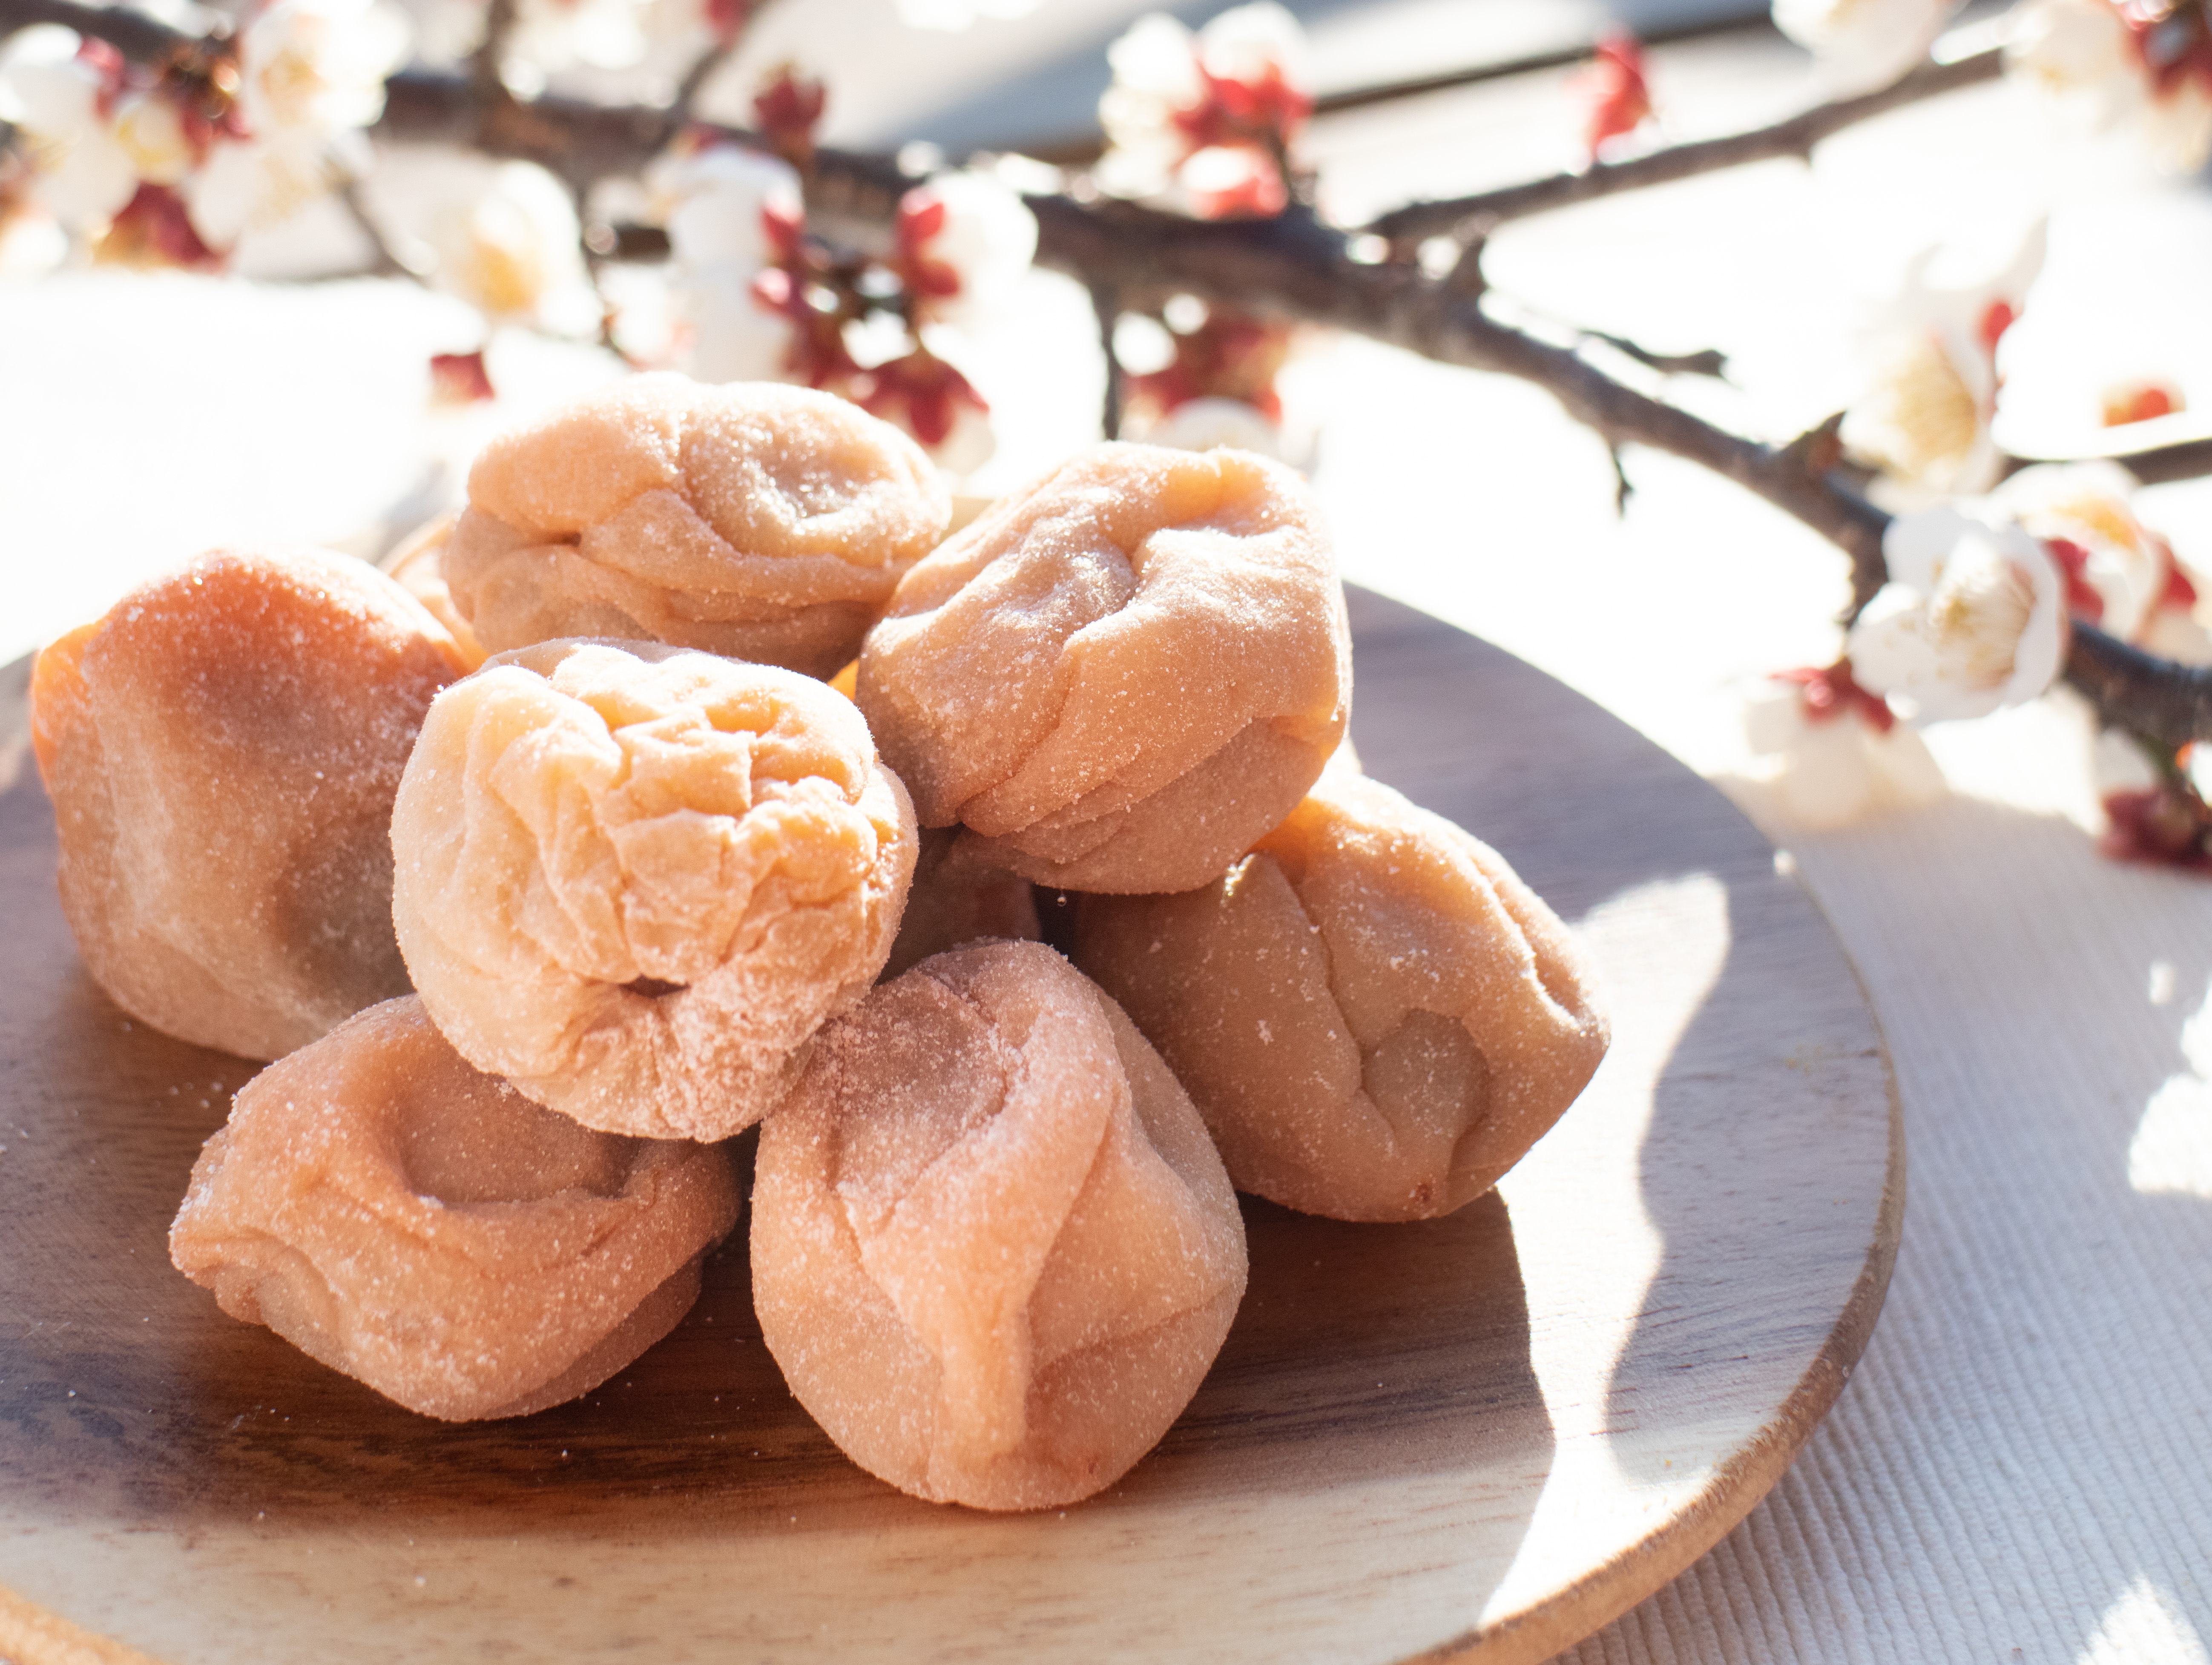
left=5, top=7, right=2212, bottom=1662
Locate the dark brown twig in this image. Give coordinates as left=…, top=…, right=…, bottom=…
left=1021, top=194, right=1895, bottom=609
left=1583, top=330, right=1729, bottom=380
left=469, top=0, right=520, bottom=97
left=1089, top=283, right=1124, bottom=441
left=2010, top=435, right=2212, bottom=488
left=1019, top=14, right=1781, bottom=167
left=1313, top=15, right=1772, bottom=120
left=673, top=36, right=741, bottom=117
left=2065, top=626, right=2212, bottom=749
left=673, top=0, right=779, bottom=121
left=1366, top=47, right=2006, bottom=240
left=2122, top=437, right=2212, bottom=486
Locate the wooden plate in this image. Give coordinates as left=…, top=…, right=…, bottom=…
left=0, top=588, right=1900, bottom=1665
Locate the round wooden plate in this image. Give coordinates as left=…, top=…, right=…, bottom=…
left=0, top=587, right=1900, bottom=1665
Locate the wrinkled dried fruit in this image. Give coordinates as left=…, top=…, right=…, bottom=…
left=442, top=375, right=950, bottom=678
left=857, top=442, right=1350, bottom=893
left=391, top=638, right=916, bottom=1140
left=753, top=940, right=1247, bottom=1510
left=1069, top=771, right=1608, bottom=1221
left=170, top=996, right=740, bottom=1421
left=31, top=546, right=471, bottom=1061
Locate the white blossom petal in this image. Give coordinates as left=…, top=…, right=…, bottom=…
left=241, top=0, right=409, bottom=141
left=1987, top=460, right=2167, bottom=641
left=2006, top=0, right=2212, bottom=172
left=1772, top=0, right=1956, bottom=94
left=677, top=267, right=798, bottom=384
left=1847, top=507, right=2066, bottom=721
left=1739, top=678, right=1948, bottom=829
left=904, top=169, right=1035, bottom=328
left=1129, top=395, right=1290, bottom=461
left=1197, top=2, right=1310, bottom=96
left=1843, top=220, right=2046, bottom=499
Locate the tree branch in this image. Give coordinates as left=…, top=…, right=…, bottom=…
left=1366, top=47, right=2006, bottom=240
left=1023, top=195, right=1893, bottom=608
left=2122, top=437, right=2212, bottom=486
left=1089, top=282, right=1124, bottom=441
left=17, top=0, right=2212, bottom=746
left=2065, top=625, right=2212, bottom=750
left=469, top=0, right=519, bottom=97
left=673, top=36, right=740, bottom=118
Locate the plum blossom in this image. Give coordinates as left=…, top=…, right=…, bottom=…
left=1129, top=394, right=1294, bottom=462
left=1842, top=221, right=2046, bottom=500
left=1098, top=3, right=1311, bottom=218
left=235, top=0, right=408, bottom=140
left=1739, top=660, right=1946, bottom=829
left=2007, top=0, right=2212, bottom=173
left=1126, top=308, right=1290, bottom=418
left=379, top=156, right=600, bottom=334
left=649, top=140, right=807, bottom=383
left=752, top=63, right=827, bottom=172
left=1986, top=461, right=2212, bottom=665
left=2103, top=380, right=2185, bottom=425
left=1847, top=506, right=2067, bottom=721
left=656, top=144, right=801, bottom=275
left=1772, top=0, right=1957, bottom=94
left=856, top=344, right=996, bottom=475
left=109, top=89, right=198, bottom=186
left=185, top=0, right=409, bottom=250
left=0, top=152, right=65, bottom=273
left=0, top=29, right=141, bottom=232
left=430, top=349, right=496, bottom=403
left=891, top=170, right=1036, bottom=331
left=0, top=32, right=236, bottom=263
left=2100, top=734, right=2212, bottom=871
left=99, top=181, right=224, bottom=267
left=1986, top=461, right=2203, bottom=653
left=1575, top=32, right=1654, bottom=158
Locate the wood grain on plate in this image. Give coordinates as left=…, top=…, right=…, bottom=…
left=0, top=588, right=1900, bottom=1665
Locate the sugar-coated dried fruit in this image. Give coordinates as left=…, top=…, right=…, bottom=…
left=380, top=511, right=487, bottom=670
left=856, top=443, right=1350, bottom=894
left=1067, top=771, right=1607, bottom=1222
left=170, top=997, right=739, bottom=1421
left=391, top=638, right=916, bottom=1140
left=441, top=375, right=951, bottom=678
left=753, top=939, right=1247, bottom=1511
left=879, top=825, right=1042, bottom=982
left=30, top=547, right=472, bottom=1061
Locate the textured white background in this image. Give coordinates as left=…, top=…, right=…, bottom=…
left=5, top=7, right=2212, bottom=1661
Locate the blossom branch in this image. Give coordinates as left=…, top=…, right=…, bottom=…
left=1023, top=193, right=1893, bottom=606
left=2125, top=439, right=2212, bottom=486
left=2048, top=435, right=2212, bottom=488
left=2065, top=624, right=2212, bottom=749
left=470, top=0, right=519, bottom=97
left=671, top=0, right=772, bottom=121
left=1365, top=47, right=2005, bottom=241
left=13, top=0, right=2212, bottom=747
left=1089, top=282, right=1125, bottom=441
left=673, top=37, right=738, bottom=118
left=1309, top=15, right=1769, bottom=122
